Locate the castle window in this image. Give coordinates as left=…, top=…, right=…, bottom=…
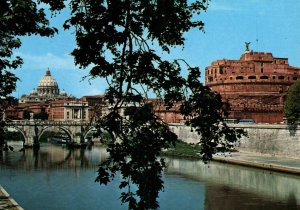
left=293, top=77, right=298, bottom=80
left=230, top=77, right=233, bottom=80
left=208, top=77, right=213, bottom=82
left=278, top=76, right=285, bottom=80
left=236, top=76, right=244, bottom=80
left=248, top=76, right=256, bottom=79
left=260, top=76, right=268, bottom=80
left=273, top=76, right=276, bottom=79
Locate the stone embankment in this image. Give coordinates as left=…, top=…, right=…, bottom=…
left=169, top=123, right=300, bottom=159
left=0, top=186, right=23, bottom=210
left=169, top=123, right=300, bottom=175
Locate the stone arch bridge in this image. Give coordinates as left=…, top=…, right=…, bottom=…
left=5, top=120, right=96, bottom=146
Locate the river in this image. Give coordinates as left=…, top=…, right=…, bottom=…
left=1, top=142, right=300, bottom=210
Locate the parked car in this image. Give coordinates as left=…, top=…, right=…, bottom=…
left=238, top=119, right=255, bottom=124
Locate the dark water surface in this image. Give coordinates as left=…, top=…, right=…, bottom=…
left=1, top=142, right=300, bottom=210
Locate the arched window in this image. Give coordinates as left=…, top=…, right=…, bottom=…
left=260, top=76, right=268, bottom=80
left=248, top=76, right=256, bottom=79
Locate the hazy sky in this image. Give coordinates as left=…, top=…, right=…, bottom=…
left=11, top=0, right=300, bottom=98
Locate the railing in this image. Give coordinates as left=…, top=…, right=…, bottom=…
left=6, top=120, right=95, bottom=126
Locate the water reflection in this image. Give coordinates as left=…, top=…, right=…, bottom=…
left=0, top=142, right=109, bottom=170
left=1, top=143, right=300, bottom=210
left=165, top=158, right=300, bottom=210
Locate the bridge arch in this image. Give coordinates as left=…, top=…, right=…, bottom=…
left=5, top=126, right=26, bottom=143
left=39, top=126, right=73, bottom=142
left=83, top=126, right=97, bottom=141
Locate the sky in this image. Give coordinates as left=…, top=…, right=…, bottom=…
left=11, top=0, right=300, bottom=98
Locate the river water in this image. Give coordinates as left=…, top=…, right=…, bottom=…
left=1, top=142, right=300, bottom=210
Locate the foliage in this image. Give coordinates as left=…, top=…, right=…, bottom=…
left=23, top=110, right=31, bottom=120
left=4, top=131, right=24, bottom=141
left=0, top=0, right=60, bottom=97
left=0, top=0, right=63, bottom=149
left=284, top=80, right=300, bottom=124
left=97, top=131, right=113, bottom=145
left=62, top=0, right=245, bottom=209
left=33, top=111, right=49, bottom=120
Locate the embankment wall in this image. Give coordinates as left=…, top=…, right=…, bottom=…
left=169, top=123, right=300, bottom=158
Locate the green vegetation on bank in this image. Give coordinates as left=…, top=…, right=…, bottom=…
left=285, top=79, right=300, bottom=124
left=162, top=140, right=237, bottom=159
left=162, top=140, right=202, bottom=159
left=97, top=133, right=202, bottom=159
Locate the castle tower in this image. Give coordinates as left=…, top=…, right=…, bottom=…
left=205, top=50, right=300, bottom=123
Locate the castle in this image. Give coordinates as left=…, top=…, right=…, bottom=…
left=205, top=44, right=300, bottom=123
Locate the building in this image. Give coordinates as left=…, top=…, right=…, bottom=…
left=48, top=99, right=89, bottom=121
left=19, top=69, right=69, bottom=103
left=205, top=46, right=300, bottom=123
left=147, top=99, right=184, bottom=123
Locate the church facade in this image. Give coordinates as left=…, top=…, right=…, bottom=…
left=205, top=47, right=300, bottom=123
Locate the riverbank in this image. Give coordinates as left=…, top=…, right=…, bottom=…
left=162, top=141, right=300, bottom=176
left=213, top=151, right=300, bottom=175
left=0, top=186, right=23, bottom=210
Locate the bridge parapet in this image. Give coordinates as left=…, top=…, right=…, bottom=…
left=7, top=120, right=94, bottom=127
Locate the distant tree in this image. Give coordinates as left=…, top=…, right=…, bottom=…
left=23, top=110, right=31, bottom=120
left=284, top=80, right=300, bottom=124
left=33, top=111, right=48, bottom=121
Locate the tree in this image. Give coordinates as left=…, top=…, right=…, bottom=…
left=1, top=1, right=245, bottom=209
left=23, top=110, right=31, bottom=120
left=62, top=1, right=244, bottom=209
left=0, top=0, right=63, bottom=151
left=33, top=111, right=49, bottom=120
left=284, top=80, right=300, bottom=124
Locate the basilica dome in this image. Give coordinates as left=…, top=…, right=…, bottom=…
left=19, top=68, right=70, bottom=103
left=37, top=69, right=60, bottom=96
left=38, top=69, right=58, bottom=88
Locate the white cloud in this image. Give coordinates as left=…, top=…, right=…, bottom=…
left=15, top=52, right=78, bottom=70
